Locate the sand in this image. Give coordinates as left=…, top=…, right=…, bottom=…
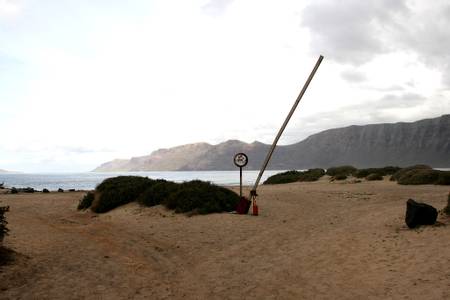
left=1, top=178, right=450, bottom=299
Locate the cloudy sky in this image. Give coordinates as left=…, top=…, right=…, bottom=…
left=1, top=0, right=449, bottom=172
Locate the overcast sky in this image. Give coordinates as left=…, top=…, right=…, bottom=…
left=1, top=0, right=449, bottom=172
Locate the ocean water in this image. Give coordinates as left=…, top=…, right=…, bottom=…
left=0, top=170, right=286, bottom=191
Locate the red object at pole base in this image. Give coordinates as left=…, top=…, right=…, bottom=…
left=236, top=197, right=251, bottom=214
left=252, top=200, right=259, bottom=216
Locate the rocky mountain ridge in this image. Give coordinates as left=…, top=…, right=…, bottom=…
left=93, top=114, right=450, bottom=171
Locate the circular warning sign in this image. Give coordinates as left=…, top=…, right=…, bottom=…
left=233, top=153, right=248, bottom=168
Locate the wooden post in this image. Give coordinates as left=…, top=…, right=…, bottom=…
left=250, top=55, right=324, bottom=196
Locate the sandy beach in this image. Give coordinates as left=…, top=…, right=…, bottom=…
left=1, top=178, right=449, bottom=299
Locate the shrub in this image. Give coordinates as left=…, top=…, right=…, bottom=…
left=366, top=173, right=383, bottom=181
left=263, top=170, right=302, bottom=184
left=444, top=193, right=450, bottom=215
left=355, top=166, right=401, bottom=178
left=299, top=168, right=326, bottom=182
left=22, top=187, right=35, bottom=193
left=137, top=180, right=180, bottom=207
left=78, top=191, right=95, bottom=210
left=0, top=206, right=9, bottom=245
left=391, top=165, right=432, bottom=182
left=79, top=176, right=241, bottom=215
left=333, top=174, right=348, bottom=180
left=263, top=169, right=325, bottom=185
left=326, top=166, right=357, bottom=177
left=91, top=176, right=156, bottom=213
left=436, top=171, right=450, bottom=185
left=397, top=169, right=440, bottom=185
left=164, top=180, right=240, bottom=214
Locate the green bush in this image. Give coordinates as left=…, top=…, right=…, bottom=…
left=397, top=169, right=440, bottom=185
left=326, top=166, right=357, bottom=177
left=137, top=180, right=180, bottom=207
left=436, top=171, right=450, bottom=185
left=355, top=166, right=401, bottom=178
left=333, top=174, right=347, bottom=180
left=366, top=173, right=383, bottom=181
left=79, top=176, right=240, bottom=215
left=0, top=206, right=9, bottom=245
left=263, top=169, right=325, bottom=185
left=91, top=176, right=156, bottom=213
left=164, top=180, right=240, bottom=214
left=444, top=193, right=450, bottom=215
left=390, top=165, right=432, bottom=181
left=263, top=170, right=302, bottom=184
left=299, top=168, right=326, bottom=181
left=77, top=191, right=95, bottom=210
left=390, top=165, right=449, bottom=185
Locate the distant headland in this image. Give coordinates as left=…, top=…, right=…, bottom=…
left=93, top=114, right=450, bottom=172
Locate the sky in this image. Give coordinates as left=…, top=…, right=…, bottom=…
left=1, top=0, right=449, bottom=172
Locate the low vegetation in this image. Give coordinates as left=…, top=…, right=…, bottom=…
left=137, top=180, right=179, bottom=207
left=265, top=165, right=449, bottom=185
left=78, top=176, right=240, bottom=215
left=390, top=165, right=450, bottom=185
left=164, top=180, right=240, bottom=214
left=77, top=191, right=95, bottom=210
left=444, top=193, right=450, bottom=215
left=366, top=173, right=383, bottom=181
left=333, top=174, right=347, bottom=180
left=326, top=166, right=357, bottom=177
left=90, top=176, right=155, bottom=213
left=263, top=170, right=302, bottom=184
left=390, top=165, right=432, bottom=181
left=263, top=169, right=325, bottom=185
left=0, top=206, right=9, bottom=245
left=355, top=166, right=401, bottom=178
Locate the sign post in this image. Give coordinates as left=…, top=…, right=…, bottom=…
left=233, top=152, right=248, bottom=198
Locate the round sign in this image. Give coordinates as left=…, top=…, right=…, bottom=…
left=233, top=153, right=248, bottom=167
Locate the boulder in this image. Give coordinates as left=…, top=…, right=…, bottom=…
left=10, top=187, right=18, bottom=194
left=21, top=187, right=35, bottom=193
left=405, top=199, right=437, bottom=228
left=42, top=188, right=50, bottom=193
left=58, top=188, right=64, bottom=193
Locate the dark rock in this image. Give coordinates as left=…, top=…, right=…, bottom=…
left=21, top=187, right=34, bottom=193
left=405, top=199, right=438, bottom=228
left=68, top=189, right=76, bottom=192
left=58, top=188, right=64, bottom=193
left=42, top=189, right=50, bottom=193
left=10, top=187, right=18, bottom=194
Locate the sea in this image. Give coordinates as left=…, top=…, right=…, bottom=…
left=0, top=170, right=286, bottom=191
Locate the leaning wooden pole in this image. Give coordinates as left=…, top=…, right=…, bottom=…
left=250, top=55, right=324, bottom=198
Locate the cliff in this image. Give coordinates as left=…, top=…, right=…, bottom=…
left=93, top=115, right=450, bottom=171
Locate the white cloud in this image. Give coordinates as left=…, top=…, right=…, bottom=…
left=0, top=0, right=21, bottom=17
left=0, top=0, right=449, bottom=172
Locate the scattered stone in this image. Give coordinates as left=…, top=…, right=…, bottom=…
left=405, top=199, right=438, bottom=228
left=21, top=187, right=35, bottom=193
left=58, top=188, right=64, bottom=193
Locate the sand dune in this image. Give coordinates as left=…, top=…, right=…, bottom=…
left=1, top=178, right=449, bottom=299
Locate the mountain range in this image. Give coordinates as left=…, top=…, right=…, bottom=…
left=94, top=114, right=450, bottom=171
